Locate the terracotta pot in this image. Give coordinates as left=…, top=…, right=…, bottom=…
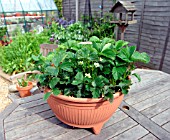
left=16, top=81, right=33, bottom=98
left=15, top=13, right=21, bottom=17
left=45, top=89, right=124, bottom=135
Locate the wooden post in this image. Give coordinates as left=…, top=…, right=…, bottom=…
left=76, top=0, right=79, bottom=22
left=125, top=13, right=128, bottom=24
left=119, top=25, right=127, bottom=40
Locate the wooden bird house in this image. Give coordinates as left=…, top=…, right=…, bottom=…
left=110, top=1, right=137, bottom=40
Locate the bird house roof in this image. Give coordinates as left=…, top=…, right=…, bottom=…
left=110, top=1, right=136, bottom=13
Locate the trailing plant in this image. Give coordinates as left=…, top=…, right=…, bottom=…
left=33, top=36, right=150, bottom=101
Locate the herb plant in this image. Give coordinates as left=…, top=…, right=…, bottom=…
left=33, top=37, right=150, bottom=101
left=17, top=77, right=28, bottom=87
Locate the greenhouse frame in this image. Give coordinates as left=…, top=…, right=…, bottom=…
left=0, top=0, right=58, bottom=35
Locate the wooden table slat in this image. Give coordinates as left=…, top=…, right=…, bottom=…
left=15, top=98, right=46, bottom=112
left=132, top=89, right=170, bottom=111
left=5, top=117, right=61, bottom=140
left=126, top=77, right=169, bottom=99
left=4, top=103, right=50, bottom=123
left=151, top=108, right=170, bottom=126
left=110, top=125, right=149, bottom=140
left=141, top=97, right=170, bottom=118
left=46, top=110, right=128, bottom=140
left=125, top=81, right=170, bottom=105
left=18, top=123, right=72, bottom=140
left=4, top=109, right=54, bottom=132
left=16, top=93, right=43, bottom=104
left=80, top=117, right=137, bottom=140
left=162, top=122, right=170, bottom=133
left=139, top=133, right=159, bottom=140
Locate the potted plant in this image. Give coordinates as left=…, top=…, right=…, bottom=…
left=33, top=37, right=150, bottom=134
left=16, top=77, right=33, bottom=98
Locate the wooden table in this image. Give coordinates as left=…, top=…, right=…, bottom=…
left=1, top=69, right=170, bottom=140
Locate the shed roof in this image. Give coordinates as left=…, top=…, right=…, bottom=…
left=110, top=1, right=136, bottom=13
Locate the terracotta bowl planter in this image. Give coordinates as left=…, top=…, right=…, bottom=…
left=16, top=82, right=33, bottom=98
left=45, top=89, right=124, bottom=135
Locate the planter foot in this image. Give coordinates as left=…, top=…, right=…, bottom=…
left=92, top=122, right=104, bottom=135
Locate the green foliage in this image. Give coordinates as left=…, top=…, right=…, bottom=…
left=43, top=22, right=90, bottom=44
left=34, top=37, right=150, bottom=101
left=0, top=27, right=7, bottom=39
left=54, top=0, right=63, bottom=17
left=17, top=77, right=28, bottom=87
left=44, top=20, right=116, bottom=45
left=0, top=32, right=49, bottom=74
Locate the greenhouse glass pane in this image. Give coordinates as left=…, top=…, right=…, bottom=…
left=0, top=3, right=3, bottom=13
left=1, top=0, right=23, bottom=12
left=20, top=0, right=41, bottom=12
left=37, top=0, right=57, bottom=11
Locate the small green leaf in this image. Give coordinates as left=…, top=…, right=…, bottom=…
left=131, top=52, right=150, bottom=63
left=46, top=66, right=59, bottom=76
left=91, top=88, right=100, bottom=98
left=112, top=67, right=119, bottom=80
left=132, top=73, right=141, bottom=82
left=49, top=77, right=60, bottom=89
left=122, top=88, right=129, bottom=94
left=100, top=49, right=116, bottom=60
left=72, top=80, right=81, bottom=85
left=76, top=90, right=82, bottom=98
left=75, top=72, right=83, bottom=81
left=102, top=43, right=111, bottom=52
left=115, top=40, right=128, bottom=50
left=90, top=36, right=100, bottom=42
left=53, top=52, right=67, bottom=67
left=102, top=37, right=115, bottom=45
left=60, top=62, right=73, bottom=72
left=53, top=88, right=61, bottom=96
left=43, top=92, right=51, bottom=100
left=92, top=42, right=99, bottom=52
left=32, top=55, right=39, bottom=61
left=128, top=46, right=136, bottom=57
left=104, top=92, right=114, bottom=103
left=112, top=66, right=127, bottom=80
left=117, top=47, right=131, bottom=62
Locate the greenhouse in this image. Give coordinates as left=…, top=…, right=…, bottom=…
left=0, top=0, right=58, bottom=35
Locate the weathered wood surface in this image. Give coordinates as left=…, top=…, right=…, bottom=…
left=0, top=69, right=170, bottom=140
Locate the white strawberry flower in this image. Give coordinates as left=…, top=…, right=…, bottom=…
left=94, top=62, right=100, bottom=68
left=78, top=61, right=83, bottom=65
left=85, top=73, right=91, bottom=78
left=100, top=57, right=103, bottom=62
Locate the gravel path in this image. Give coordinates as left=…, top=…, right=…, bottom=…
left=0, top=77, right=11, bottom=112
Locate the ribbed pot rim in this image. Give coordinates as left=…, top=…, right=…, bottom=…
left=50, top=92, right=122, bottom=103
left=16, top=81, right=33, bottom=91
